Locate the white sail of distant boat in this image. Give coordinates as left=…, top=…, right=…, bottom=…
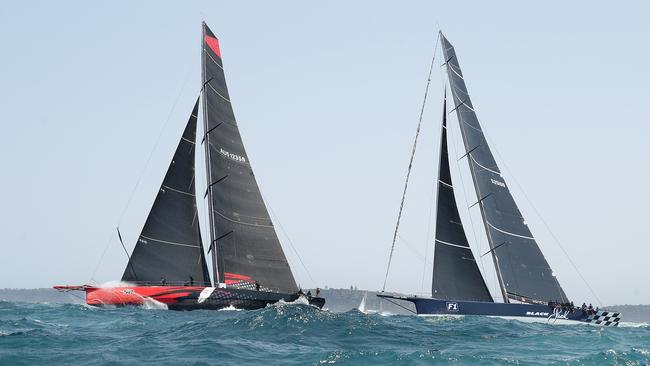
left=358, top=292, right=367, bottom=313
left=359, top=292, right=381, bottom=314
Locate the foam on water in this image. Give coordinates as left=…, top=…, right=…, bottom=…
left=619, top=321, right=650, bottom=328
left=138, top=297, right=168, bottom=310
left=218, top=305, right=242, bottom=312
left=1, top=301, right=649, bottom=365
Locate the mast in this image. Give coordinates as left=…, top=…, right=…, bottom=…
left=122, top=98, right=211, bottom=286
left=201, top=22, right=219, bottom=286
left=200, top=22, right=298, bottom=293
left=439, top=32, right=568, bottom=304
left=431, top=89, right=493, bottom=302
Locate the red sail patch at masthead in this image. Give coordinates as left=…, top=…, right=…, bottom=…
left=204, top=35, right=222, bottom=58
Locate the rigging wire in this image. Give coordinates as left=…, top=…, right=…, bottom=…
left=380, top=297, right=417, bottom=315
left=382, top=35, right=440, bottom=292
left=396, top=233, right=426, bottom=260
left=89, top=64, right=194, bottom=284
left=419, top=75, right=445, bottom=294
left=263, top=193, right=318, bottom=288
left=419, top=163, right=438, bottom=293
left=480, top=129, right=605, bottom=306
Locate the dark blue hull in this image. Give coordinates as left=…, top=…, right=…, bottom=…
left=378, top=295, right=620, bottom=326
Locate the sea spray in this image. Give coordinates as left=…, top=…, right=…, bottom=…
left=0, top=301, right=649, bottom=365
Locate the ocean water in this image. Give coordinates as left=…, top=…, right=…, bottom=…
left=1, top=301, right=649, bottom=365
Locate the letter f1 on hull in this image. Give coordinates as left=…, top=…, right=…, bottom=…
left=378, top=32, right=621, bottom=326
left=378, top=294, right=620, bottom=326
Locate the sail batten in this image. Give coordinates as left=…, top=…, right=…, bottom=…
left=431, top=90, right=493, bottom=302
left=121, top=98, right=211, bottom=286
left=201, top=22, right=298, bottom=293
left=440, top=33, right=568, bottom=304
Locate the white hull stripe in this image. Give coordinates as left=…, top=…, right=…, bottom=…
left=417, top=314, right=588, bottom=326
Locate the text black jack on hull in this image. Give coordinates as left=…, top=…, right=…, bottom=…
left=378, top=294, right=620, bottom=326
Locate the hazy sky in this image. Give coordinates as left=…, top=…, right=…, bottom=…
left=1, top=1, right=648, bottom=305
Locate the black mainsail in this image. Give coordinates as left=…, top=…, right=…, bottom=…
left=440, top=33, right=568, bottom=304
left=432, top=91, right=493, bottom=302
left=122, top=99, right=211, bottom=286
left=201, top=22, right=298, bottom=293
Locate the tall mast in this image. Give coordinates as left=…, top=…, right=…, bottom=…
left=201, top=22, right=219, bottom=286
left=199, top=22, right=298, bottom=293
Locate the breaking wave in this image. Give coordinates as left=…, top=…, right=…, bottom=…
left=1, top=301, right=649, bottom=365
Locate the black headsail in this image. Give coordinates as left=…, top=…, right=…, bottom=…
left=432, top=91, right=493, bottom=302
left=201, top=22, right=298, bottom=293
left=440, top=33, right=568, bottom=304
left=122, top=99, right=211, bottom=286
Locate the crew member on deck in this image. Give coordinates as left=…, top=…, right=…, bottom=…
left=255, top=281, right=260, bottom=291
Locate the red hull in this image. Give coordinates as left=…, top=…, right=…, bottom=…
left=88, top=286, right=206, bottom=306
left=53, top=285, right=326, bottom=310
left=55, top=285, right=205, bottom=306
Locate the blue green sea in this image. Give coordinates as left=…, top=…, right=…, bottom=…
left=1, top=300, right=649, bottom=365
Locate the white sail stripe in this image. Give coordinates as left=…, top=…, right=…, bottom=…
left=458, top=101, right=476, bottom=112
left=470, top=155, right=501, bottom=175
left=439, top=180, right=453, bottom=188
left=449, top=98, right=475, bottom=113
left=208, top=83, right=231, bottom=102
left=451, top=83, right=469, bottom=97
left=435, top=238, right=472, bottom=250
left=448, top=65, right=464, bottom=80
left=205, top=51, right=224, bottom=70
left=486, top=221, right=535, bottom=240
left=459, top=117, right=484, bottom=134
left=181, top=137, right=196, bottom=145
left=212, top=209, right=274, bottom=228
left=140, top=235, right=202, bottom=248
left=161, top=184, right=195, bottom=197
